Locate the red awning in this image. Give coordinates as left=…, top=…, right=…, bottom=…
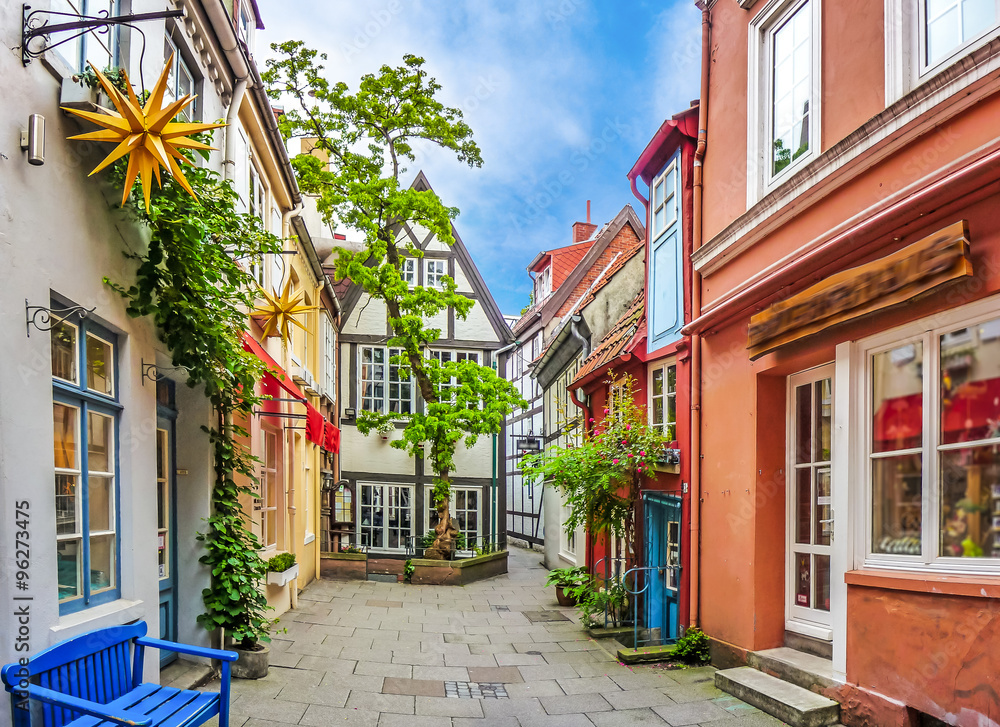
left=242, top=331, right=326, bottom=445
left=324, top=421, right=341, bottom=453
left=241, top=332, right=306, bottom=401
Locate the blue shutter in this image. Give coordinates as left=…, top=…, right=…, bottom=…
left=648, top=152, right=683, bottom=353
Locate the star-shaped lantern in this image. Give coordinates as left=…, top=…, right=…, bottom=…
left=253, top=278, right=318, bottom=344
left=62, top=54, right=225, bottom=211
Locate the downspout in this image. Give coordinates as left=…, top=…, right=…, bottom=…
left=689, top=1, right=711, bottom=629
left=223, top=77, right=248, bottom=182
left=568, top=319, right=593, bottom=570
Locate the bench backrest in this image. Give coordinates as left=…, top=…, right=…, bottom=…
left=2, top=622, right=147, bottom=727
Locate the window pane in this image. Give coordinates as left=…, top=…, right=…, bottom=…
left=940, top=318, right=1000, bottom=445
left=88, top=412, right=113, bottom=473
left=653, top=398, right=664, bottom=427
left=814, top=379, right=832, bottom=462
left=814, top=554, right=831, bottom=612
left=815, top=466, right=832, bottom=546
left=57, top=538, right=82, bottom=600
left=87, top=334, right=114, bottom=396
left=872, top=454, right=923, bottom=554
left=872, top=343, right=923, bottom=453
left=90, top=533, right=115, bottom=591
left=963, top=0, right=995, bottom=41
left=927, top=2, right=961, bottom=64
left=939, top=445, right=1000, bottom=558
left=53, top=403, right=78, bottom=470
left=52, top=0, right=82, bottom=70
left=652, top=369, right=663, bottom=397
left=55, top=474, right=78, bottom=535
left=772, top=1, right=811, bottom=175
left=795, top=383, right=811, bottom=463
left=51, top=321, right=78, bottom=383
left=667, top=365, right=676, bottom=393
left=796, top=468, right=811, bottom=544
left=794, top=552, right=811, bottom=607
left=89, top=476, right=113, bottom=532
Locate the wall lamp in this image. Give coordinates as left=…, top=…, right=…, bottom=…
left=20, top=114, right=44, bottom=166
left=344, top=407, right=356, bottom=420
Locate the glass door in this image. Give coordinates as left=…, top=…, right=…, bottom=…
left=787, top=364, right=834, bottom=635
left=156, top=422, right=178, bottom=666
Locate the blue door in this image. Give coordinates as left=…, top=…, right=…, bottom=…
left=643, top=492, right=682, bottom=643
left=156, top=381, right=179, bottom=667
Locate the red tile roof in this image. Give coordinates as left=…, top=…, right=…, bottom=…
left=570, top=293, right=645, bottom=388
left=548, top=239, right=597, bottom=290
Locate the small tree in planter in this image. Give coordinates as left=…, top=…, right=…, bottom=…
left=523, top=374, right=667, bottom=574
left=263, top=45, right=526, bottom=557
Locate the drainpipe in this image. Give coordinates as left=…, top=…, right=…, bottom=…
left=689, top=1, right=711, bottom=630
left=223, top=77, right=248, bottom=182
left=567, top=318, right=593, bottom=570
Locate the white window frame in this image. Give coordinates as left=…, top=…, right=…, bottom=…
left=857, top=293, right=1000, bottom=575
left=747, top=0, right=823, bottom=207
left=425, top=259, right=447, bottom=290
left=650, top=160, right=678, bottom=241
left=359, top=483, right=414, bottom=551
left=425, top=485, right=481, bottom=549
left=401, top=258, right=416, bottom=285
left=535, top=267, right=552, bottom=302
left=886, top=0, right=1000, bottom=103
left=259, top=428, right=279, bottom=551
left=163, top=32, right=198, bottom=122
left=560, top=503, right=578, bottom=562
left=428, top=349, right=480, bottom=401
left=649, top=360, right=677, bottom=442
left=359, top=346, right=413, bottom=415
left=323, top=314, right=337, bottom=400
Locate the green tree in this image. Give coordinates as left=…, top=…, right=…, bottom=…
left=263, top=44, right=525, bottom=555
left=522, top=374, right=667, bottom=560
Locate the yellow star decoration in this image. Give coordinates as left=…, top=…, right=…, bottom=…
left=61, top=54, right=225, bottom=212
left=253, top=278, right=319, bottom=345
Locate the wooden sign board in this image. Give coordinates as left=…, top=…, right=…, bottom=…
left=748, top=221, right=973, bottom=359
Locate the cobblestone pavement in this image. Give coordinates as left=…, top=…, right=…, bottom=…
left=214, top=546, right=785, bottom=726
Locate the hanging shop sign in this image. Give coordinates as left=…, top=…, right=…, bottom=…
left=62, top=55, right=225, bottom=212
left=748, top=220, right=972, bottom=359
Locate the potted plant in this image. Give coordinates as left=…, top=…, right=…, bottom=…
left=265, top=552, right=298, bottom=587
left=546, top=566, right=590, bottom=606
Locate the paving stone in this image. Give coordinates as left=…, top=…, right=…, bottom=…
left=651, top=699, right=734, bottom=725
left=274, top=683, right=350, bottom=707
left=504, top=679, right=566, bottom=698
left=451, top=717, right=520, bottom=727
left=539, top=692, right=614, bottom=715
left=588, top=707, right=669, bottom=725
left=366, top=600, right=403, bottom=608
left=601, top=688, right=678, bottom=710
left=556, top=675, right=622, bottom=695
left=319, top=672, right=385, bottom=693
left=444, top=653, right=502, bottom=667
left=390, top=651, right=445, bottom=667
left=354, top=661, right=413, bottom=678
left=230, top=697, right=308, bottom=724
left=412, top=665, right=470, bottom=681
left=416, top=695, right=486, bottom=717
left=382, top=677, right=446, bottom=697
left=610, top=670, right=682, bottom=691
left=467, top=666, right=524, bottom=684
left=516, top=663, right=580, bottom=682
left=344, top=691, right=414, bottom=714
left=375, top=714, right=448, bottom=727
left=513, top=641, right=566, bottom=653
left=494, top=652, right=547, bottom=666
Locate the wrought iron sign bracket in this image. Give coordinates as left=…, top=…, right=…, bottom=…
left=21, top=4, right=183, bottom=66
left=141, top=359, right=190, bottom=385
left=26, top=298, right=94, bottom=337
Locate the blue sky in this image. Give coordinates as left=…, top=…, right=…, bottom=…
left=256, top=0, right=702, bottom=316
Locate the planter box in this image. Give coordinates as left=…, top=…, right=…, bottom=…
left=409, top=550, right=508, bottom=586
left=321, top=552, right=367, bottom=581
left=266, top=563, right=299, bottom=587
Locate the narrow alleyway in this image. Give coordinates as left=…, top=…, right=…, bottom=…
left=216, top=547, right=785, bottom=726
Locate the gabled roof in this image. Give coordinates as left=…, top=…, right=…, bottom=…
left=575, top=237, right=645, bottom=310
left=512, top=205, right=644, bottom=336
left=570, top=293, right=646, bottom=389
left=527, top=238, right=597, bottom=288
left=336, top=171, right=512, bottom=344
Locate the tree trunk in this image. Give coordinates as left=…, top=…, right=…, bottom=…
left=425, top=469, right=460, bottom=560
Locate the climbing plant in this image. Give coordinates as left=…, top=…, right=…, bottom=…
left=263, top=44, right=525, bottom=556
left=521, top=374, right=667, bottom=558
left=102, top=132, right=283, bottom=647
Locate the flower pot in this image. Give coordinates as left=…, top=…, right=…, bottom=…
left=266, top=563, right=299, bottom=587
left=556, top=586, right=577, bottom=607
left=230, top=642, right=270, bottom=679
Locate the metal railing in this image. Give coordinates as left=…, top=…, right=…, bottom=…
left=404, top=532, right=507, bottom=559
left=621, top=563, right=682, bottom=650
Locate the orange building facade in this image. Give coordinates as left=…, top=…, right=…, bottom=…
left=690, top=0, right=1000, bottom=723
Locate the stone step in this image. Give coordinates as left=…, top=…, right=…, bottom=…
left=616, top=644, right=675, bottom=665
left=715, top=666, right=840, bottom=727
left=748, top=647, right=839, bottom=692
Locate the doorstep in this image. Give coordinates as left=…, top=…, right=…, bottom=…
left=715, top=666, right=840, bottom=727
left=747, top=646, right=840, bottom=692
left=617, top=643, right=675, bottom=665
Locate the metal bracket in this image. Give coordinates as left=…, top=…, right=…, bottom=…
left=21, top=3, right=183, bottom=66
left=26, top=298, right=94, bottom=337
left=141, top=359, right=190, bottom=385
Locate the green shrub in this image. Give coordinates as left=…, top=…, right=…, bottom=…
left=671, top=626, right=710, bottom=664
left=403, top=559, right=415, bottom=583
left=545, top=566, right=589, bottom=589
left=266, top=552, right=296, bottom=572
left=420, top=529, right=467, bottom=551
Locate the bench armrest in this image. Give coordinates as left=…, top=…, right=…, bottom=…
left=26, top=685, right=152, bottom=727
left=134, top=637, right=239, bottom=663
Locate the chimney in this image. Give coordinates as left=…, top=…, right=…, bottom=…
left=572, top=200, right=597, bottom=243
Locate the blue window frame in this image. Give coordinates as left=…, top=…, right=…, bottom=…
left=50, top=301, right=122, bottom=614
left=648, top=151, right=684, bottom=353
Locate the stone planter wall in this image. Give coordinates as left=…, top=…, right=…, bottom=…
left=320, top=550, right=508, bottom=585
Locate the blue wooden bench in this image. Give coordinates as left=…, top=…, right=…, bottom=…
left=1, top=622, right=237, bottom=727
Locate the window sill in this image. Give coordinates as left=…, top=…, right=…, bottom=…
left=845, top=569, right=1000, bottom=598
left=53, top=598, right=145, bottom=637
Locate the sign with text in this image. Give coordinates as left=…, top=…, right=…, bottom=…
left=748, top=221, right=973, bottom=359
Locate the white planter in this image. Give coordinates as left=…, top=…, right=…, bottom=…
left=266, top=563, right=299, bottom=587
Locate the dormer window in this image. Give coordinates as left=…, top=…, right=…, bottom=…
left=237, top=0, right=255, bottom=49
left=535, top=267, right=552, bottom=302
